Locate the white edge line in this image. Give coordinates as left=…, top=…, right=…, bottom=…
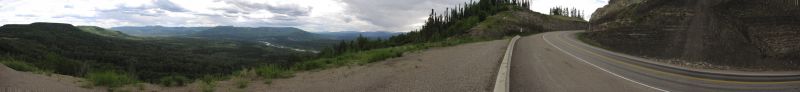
left=542, top=32, right=670, bottom=92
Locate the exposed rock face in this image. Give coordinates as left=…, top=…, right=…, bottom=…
left=587, top=0, right=800, bottom=69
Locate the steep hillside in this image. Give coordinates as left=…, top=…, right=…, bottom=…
left=468, top=10, right=588, bottom=38
left=77, top=26, right=137, bottom=39
left=0, top=22, right=311, bottom=83
left=586, top=0, right=800, bottom=69
left=192, top=26, right=337, bottom=51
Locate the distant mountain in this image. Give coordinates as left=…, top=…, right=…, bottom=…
left=0, top=22, right=311, bottom=82
left=112, top=26, right=339, bottom=51
left=76, top=26, right=137, bottom=39
left=315, top=31, right=402, bottom=40
left=191, top=26, right=338, bottom=51
left=111, top=26, right=211, bottom=37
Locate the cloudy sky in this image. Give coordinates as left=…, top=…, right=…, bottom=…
left=0, top=0, right=607, bottom=32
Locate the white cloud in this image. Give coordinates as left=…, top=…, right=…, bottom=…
left=0, top=0, right=608, bottom=32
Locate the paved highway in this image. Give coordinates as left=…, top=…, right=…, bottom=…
left=509, top=31, right=800, bottom=92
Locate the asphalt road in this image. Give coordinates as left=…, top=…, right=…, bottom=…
left=509, top=31, right=800, bottom=92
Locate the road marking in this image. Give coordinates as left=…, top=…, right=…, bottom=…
left=494, top=35, right=520, bottom=92
left=542, top=33, right=670, bottom=92
left=556, top=31, right=800, bottom=85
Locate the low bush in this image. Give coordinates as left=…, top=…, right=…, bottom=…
left=254, top=65, right=293, bottom=79
left=0, top=59, right=40, bottom=72
left=290, top=37, right=486, bottom=71
left=200, top=79, right=216, bottom=92
left=158, top=75, right=191, bottom=87
left=86, top=71, right=138, bottom=88
left=235, top=77, right=249, bottom=88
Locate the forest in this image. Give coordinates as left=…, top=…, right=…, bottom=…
left=318, top=0, right=532, bottom=58
left=0, top=23, right=312, bottom=86
left=549, top=6, right=587, bottom=19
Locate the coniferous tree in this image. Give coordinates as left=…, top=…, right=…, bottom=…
left=320, top=0, right=533, bottom=57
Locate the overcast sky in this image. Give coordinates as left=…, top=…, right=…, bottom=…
left=0, top=0, right=607, bottom=32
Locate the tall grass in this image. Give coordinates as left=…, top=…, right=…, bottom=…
left=255, top=65, right=293, bottom=79
left=232, top=69, right=255, bottom=88
left=158, top=75, right=191, bottom=87
left=199, top=75, right=218, bottom=92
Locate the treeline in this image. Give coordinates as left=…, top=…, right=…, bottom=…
left=319, top=0, right=531, bottom=57
left=549, top=6, right=585, bottom=19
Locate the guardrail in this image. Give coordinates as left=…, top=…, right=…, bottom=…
left=493, top=35, right=521, bottom=92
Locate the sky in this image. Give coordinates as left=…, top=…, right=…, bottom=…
left=0, top=0, right=608, bottom=32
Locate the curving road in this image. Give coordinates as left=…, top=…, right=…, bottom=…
left=509, top=31, right=800, bottom=92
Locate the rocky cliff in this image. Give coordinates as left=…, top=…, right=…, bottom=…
left=586, top=0, right=800, bottom=69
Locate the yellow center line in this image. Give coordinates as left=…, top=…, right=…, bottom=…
left=550, top=32, right=800, bottom=85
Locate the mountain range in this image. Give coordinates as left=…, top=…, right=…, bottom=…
left=112, top=26, right=401, bottom=50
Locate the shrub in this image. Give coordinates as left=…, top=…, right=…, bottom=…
left=86, top=71, right=137, bottom=88
left=365, top=49, right=403, bottom=63
left=235, top=78, right=248, bottom=88
left=231, top=69, right=253, bottom=88
left=0, top=60, right=40, bottom=72
left=254, top=65, right=292, bottom=79
left=158, top=75, right=191, bottom=87
left=200, top=79, right=216, bottom=92
left=291, top=61, right=325, bottom=71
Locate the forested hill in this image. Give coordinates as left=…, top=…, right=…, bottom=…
left=0, top=22, right=312, bottom=83
left=315, top=31, right=402, bottom=40
left=111, top=26, right=211, bottom=37
left=191, top=26, right=338, bottom=50
left=76, top=26, right=136, bottom=39
left=113, top=26, right=345, bottom=50
left=317, top=0, right=588, bottom=58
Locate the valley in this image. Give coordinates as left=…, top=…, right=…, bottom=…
left=1, top=0, right=799, bottom=92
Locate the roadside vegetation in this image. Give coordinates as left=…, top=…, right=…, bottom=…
left=294, top=37, right=487, bottom=71
left=0, top=59, right=41, bottom=72
left=85, top=71, right=138, bottom=91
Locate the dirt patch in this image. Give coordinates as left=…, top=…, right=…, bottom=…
left=0, top=64, right=100, bottom=92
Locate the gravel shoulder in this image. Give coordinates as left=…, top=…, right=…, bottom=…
left=248, top=39, right=509, bottom=92
left=0, top=64, right=99, bottom=92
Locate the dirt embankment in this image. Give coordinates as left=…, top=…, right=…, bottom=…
left=224, top=38, right=507, bottom=92
left=0, top=64, right=98, bottom=92
left=586, top=0, right=800, bottom=70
